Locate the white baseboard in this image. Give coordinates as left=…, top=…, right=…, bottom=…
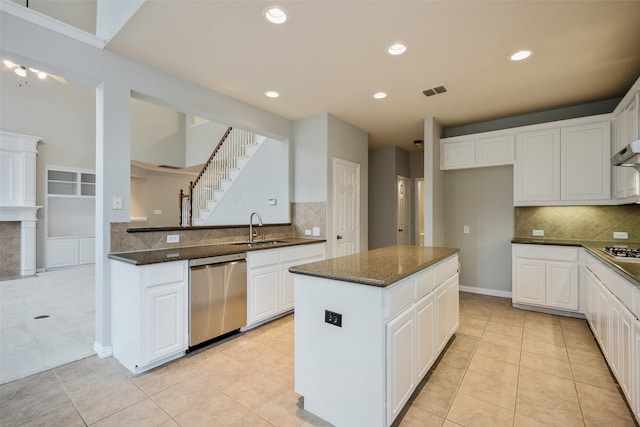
left=93, top=341, right=113, bottom=358
left=459, top=285, right=512, bottom=299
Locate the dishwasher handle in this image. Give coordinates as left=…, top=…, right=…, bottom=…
left=189, top=252, right=246, bottom=267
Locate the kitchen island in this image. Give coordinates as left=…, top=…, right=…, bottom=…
left=290, top=245, right=460, bottom=427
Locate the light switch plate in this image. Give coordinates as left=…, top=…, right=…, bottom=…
left=154, top=209, right=162, bottom=215
left=111, top=196, right=123, bottom=210
left=305, top=229, right=312, bottom=236
left=312, top=227, right=320, bottom=237
left=613, top=231, right=628, bottom=239
left=532, top=230, right=544, bottom=237
left=463, top=225, right=470, bottom=234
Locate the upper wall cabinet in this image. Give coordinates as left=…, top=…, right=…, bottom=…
left=514, top=118, right=611, bottom=206
left=612, top=91, right=640, bottom=201
left=441, top=133, right=515, bottom=170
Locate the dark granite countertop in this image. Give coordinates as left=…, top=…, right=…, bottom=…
left=108, top=238, right=326, bottom=265
left=512, top=238, right=640, bottom=287
left=289, top=245, right=460, bottom=288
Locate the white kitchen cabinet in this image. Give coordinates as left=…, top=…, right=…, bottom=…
left=386, top=306, right=415, bottom=426
left=609, top=295, right=634, bottom=404
left=512, top=244, right=579, bottom=313
left=514, top=117, right=612, bottom=206
left=45, top=238, right=79, bottom=269
left=247, top=242, right=326, bottom=327
left=111, top=260, right=188, bottom=374
left=613, top=92, right=640, bottom=200
left=440, top=133, right=514, bottom=170
left=561, top=121, right=611, bottom=201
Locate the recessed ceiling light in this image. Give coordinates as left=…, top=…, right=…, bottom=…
left=265, top=6, right=287, bottom=24
left=373, top=92, right=387, bottom=99
left=510, top=49, right=533, bottom=61
left=265, top=91, right=280, bottom=98
left=387, top=43, right=407, bottom=56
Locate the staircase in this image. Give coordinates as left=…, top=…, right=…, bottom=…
left=180, top=127, right=264, bottom=226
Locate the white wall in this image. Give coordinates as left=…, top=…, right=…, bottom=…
left=205, top=137, right=290, bottom=225
left=444, top=166, right=514, bottom=294
left=292, top=114, right=328, bottom=202
left=185, top=118, right=229, bottom=168
left=130, top=98, right=186, bottom=167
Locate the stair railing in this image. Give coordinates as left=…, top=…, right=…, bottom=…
left=179, top=126, right=255, bottom=226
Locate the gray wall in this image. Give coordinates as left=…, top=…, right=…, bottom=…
left=443, top=165, right=514, bottom=294
left=369, top=146, right=397, bottom=249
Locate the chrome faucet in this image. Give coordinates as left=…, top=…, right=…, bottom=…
left=249, top=212, right=263, bottom=243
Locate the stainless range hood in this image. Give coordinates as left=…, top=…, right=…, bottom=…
left=611, top=139, right=640, bottom=172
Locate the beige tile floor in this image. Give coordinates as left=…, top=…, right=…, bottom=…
left=1, top=292, right=637, bottom=426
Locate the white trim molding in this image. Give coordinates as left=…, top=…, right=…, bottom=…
left=93, top=341, right=113, bottom=359
left=459, top=285, right=512, bottom=299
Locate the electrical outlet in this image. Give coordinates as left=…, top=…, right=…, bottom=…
left=463, top=225, right=470, bottom=234
left=324, top=310, right=342, bottom=327
left=312, top=227, right=320, bottom=237
left=167, top=234, right=180, bottom=243
left=532, top=230, right=544, bottom=237
left=613, top=231, right=628, bottom=239
left=154, top=209, right=162, bottom=215
left=305, top=229, right=312, bottom=236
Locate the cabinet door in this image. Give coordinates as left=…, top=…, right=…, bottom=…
left=248, top=266, right=279, bottom=324
left=79, top=238, right=95, bottom=265
left=561, top=122, right=611, bottom=201
left=144, top=281, right=186, bottom=364
left=515, top=129, right=560, bottom=203
left=46, top=238, right=79, bottom=269
left=446, top=274, right=459, bottom=337
left=415, top=293, right=435, bottom=380
left=545, top=261, right=578, bottom=311
left=279, top=263, right=295, bottom=312
left=610, top=296, right=634, bottom=403
left=435, top=283, right=449, bottom=354
left=386, top=307, right=415, bottom=426
left=476, top=134, right=515, bottom=166
left=514, top=258, right=546, bottom=306
left=594, top=282, right=610, bottom=359
left=441, top=138, right=475, bottom=169
left=634, top=320, right=640, bottom=422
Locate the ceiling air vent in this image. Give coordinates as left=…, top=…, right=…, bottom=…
left=422, top=84, right=448, bottom=97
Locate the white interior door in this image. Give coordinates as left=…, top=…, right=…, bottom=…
left=397, top=176, right=411, bottom=245
left=333, top=158, right=360, bottom=257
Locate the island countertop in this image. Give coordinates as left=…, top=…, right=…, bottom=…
left=288, top=245, right=460, bottom=287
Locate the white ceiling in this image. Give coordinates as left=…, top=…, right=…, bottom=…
left=20, top=1, right=640, bottom=151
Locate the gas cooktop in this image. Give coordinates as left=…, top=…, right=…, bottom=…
left=600, top=246, right=640, bottom=262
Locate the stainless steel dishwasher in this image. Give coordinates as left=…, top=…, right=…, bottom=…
left=189, top=253, right=247, bottom=347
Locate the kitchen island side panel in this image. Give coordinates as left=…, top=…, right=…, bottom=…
left=294, top=274, right=386, bottom=427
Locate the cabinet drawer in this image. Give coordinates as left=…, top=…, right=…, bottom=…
left=514, top=245, right=578, bottom=262
left=305, top=243, right=326, bottom=259
left=145, top=261, right=186, bottom=287
left=385, top=278, right=415, bottom=320
left=415, top=268, right=435, bottom=299
left=281, top=246, right=306, bottom=263
left=248, top=249, right=280, bottom=268
left=434, top=256, right=458, bottom=285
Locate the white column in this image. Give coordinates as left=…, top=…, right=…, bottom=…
left=20, top=220, right=37, bottom=275
left=94, top=81, right=131, bottom=358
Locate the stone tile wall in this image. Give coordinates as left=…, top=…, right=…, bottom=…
left=514, top=205, right=640, bottom=242
left=0, top=222, right=21, bottom=278
left=291, top=202, right=326, bottom=238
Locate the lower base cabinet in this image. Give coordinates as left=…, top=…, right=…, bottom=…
left=634, top=320, right=640, bottom=421
left=111, top=260, right=188, bottom=374
left=247, top=242, right=326, bottom=327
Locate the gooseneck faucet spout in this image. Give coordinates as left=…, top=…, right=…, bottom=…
left=249, top=212, right=263, bottom=243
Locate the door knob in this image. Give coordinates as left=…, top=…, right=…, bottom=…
left=336, top=235, right=343, bottom=240
left=398, top=229, right=404, bottom=232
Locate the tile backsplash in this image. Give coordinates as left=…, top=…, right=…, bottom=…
left=514, top=205, right=640, bottom=242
